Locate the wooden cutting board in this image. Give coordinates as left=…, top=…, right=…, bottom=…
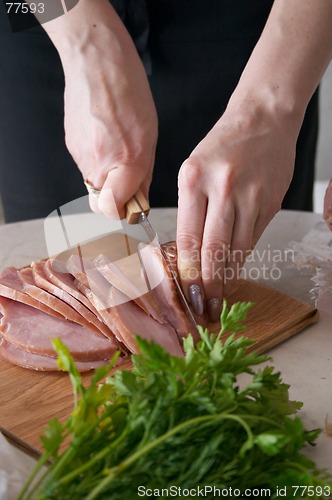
left=0, top=279, right=318, bottom=456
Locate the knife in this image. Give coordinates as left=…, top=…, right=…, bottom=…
left=125, top=189, right=197, bottom=331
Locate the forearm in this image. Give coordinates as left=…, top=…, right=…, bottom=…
left=26, top=0, right=157, bottom=215
left=26, top=0, right=136, bottom=68
left=226, top=0, right=332, bottom=129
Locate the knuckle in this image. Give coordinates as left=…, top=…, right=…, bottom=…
left=219, top=164, right=237, bottom=194
left=177, top=233, right=202, bottom=253
left=178, top=157, right=204, bottom=190
left=202, top=240, right=230, bottom=263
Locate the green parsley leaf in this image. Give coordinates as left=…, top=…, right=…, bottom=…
left=19, top=301, right=332, bottom=500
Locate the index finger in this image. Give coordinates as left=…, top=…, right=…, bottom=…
left=176, top=181, right=207, bottom=318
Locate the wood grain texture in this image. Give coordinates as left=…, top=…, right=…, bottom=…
left=0, top=279, right=318, bottom=453
left=125, top=189, right=150, bottom=224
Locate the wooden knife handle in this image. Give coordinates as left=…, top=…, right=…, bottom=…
left=126, top=189, right=150, bottom=224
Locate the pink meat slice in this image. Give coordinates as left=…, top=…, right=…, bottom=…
left=109, top=287, right=183, bottom=357
left=94, top=254, right=167, bottom=323
left=0, top=297, right=120, bottom=361
left=45, top=258, right=121, bottom=344
left=18, top=267, right=102, bottom=333
left=138, top=243, right=200, bottom=341
left=65, top=254, right=125, bottom=344
left=161, top=242, right=179, bottom=279
left=74, top=279, right=129, bottom=349
left=0, top=338, right=120, bottom=372
left=66, top=256, right=130, bottom=349
left=44, top=258, right=100, bottom=316
left=66, top=255, right=111, bottom=309
left=32, top=260, right=113, bottom=339
left=0, top=266, right=64, bottom=320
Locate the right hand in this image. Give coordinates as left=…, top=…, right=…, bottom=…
left=56, top=4, right=158, bottom=219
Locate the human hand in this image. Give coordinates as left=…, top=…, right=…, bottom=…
left=323, top=179, right=332, bottom=230
left=50, top=2, right=158, bottom=219
left=176, top=105, right=298, bottom=322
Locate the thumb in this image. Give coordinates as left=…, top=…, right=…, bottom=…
left=97, top=166, right=149, bottom=220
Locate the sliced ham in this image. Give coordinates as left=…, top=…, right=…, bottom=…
left=44, top=259, right=100, bottom=316
left=18, top=267, right=104, bottom=334
left=66, top=255, right=111, bottom=310
left=94, top=254, right=167, bottom=322
left=0, top=266, right=64, bottom=320
left=0, top=338, right=119, bottom=372
left=138, top=243, right=200, bottom=341
left=65, top=255, right=132, bottom=348
left=32, top=260, right=113, bottom=339
left=0, top=240, right=201, bottom=372
left=161, top=241, right=179, bottom=279
left=74, top=279, right=125, bottom=343
left=0, top=297, right=119, bottom=362
left=45, top=258, right=123, bottom=346
left=109, top=287, right=183, bottom=357
left=71, top=257, right=182, bottom=356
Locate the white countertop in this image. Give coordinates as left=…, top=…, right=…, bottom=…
left=0, top=208, right=331, bottom=490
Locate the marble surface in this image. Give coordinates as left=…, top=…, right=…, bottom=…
left=0, top=208, right=177, bottom=270
left=0, top=208, right=332, bottom=477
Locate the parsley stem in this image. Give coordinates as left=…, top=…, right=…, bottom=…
left=55, top=428, right=129, bottom=487
left=16, top=450, right=53, bottom=500
left=86, top=412, right=253, bottom=500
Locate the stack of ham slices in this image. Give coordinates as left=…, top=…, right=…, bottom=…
left=0, top=242, right=201, bottom=371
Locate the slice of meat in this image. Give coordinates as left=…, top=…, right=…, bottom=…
left=66, top=256, right=132, bottom=348
left=0, top=338, right=119, bottom=372
left=109, top=287, right=183, bottom=357
left=44, top=258, right=100, bottom=316
left=71, top=261, right=178, bottom=356
left=18, top=267, right=103, bottom=333
left=0, top=266, right=64, bottom=320
left=45, top=258, right=122, bottom=344
left=138, top=243, right=200, bottom=341
left=32, top=260, right=113, bottom=339
left=66, top=255, right=111, bottom=310
left=94, top=254, right=167, bottom=322
left=161, top=241, right=179, bottom=279
left=74, top=279, right=130, bottom=349
left=0, top=297, right=120, bottom=361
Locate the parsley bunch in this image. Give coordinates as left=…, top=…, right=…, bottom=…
left=19, top=301, right=332, bottom=499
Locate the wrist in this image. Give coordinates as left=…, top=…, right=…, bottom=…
left=37, top=0, right=128, bottom=64
left=224, top=81, right=305, bottom=142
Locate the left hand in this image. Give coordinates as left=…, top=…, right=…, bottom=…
left=176, top=103, right=298, bottom=322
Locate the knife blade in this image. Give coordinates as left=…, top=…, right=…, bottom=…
left=126, top=189, right=198, bottom=331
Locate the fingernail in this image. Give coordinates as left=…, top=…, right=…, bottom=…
left=207, top=298, right=221, bottom=323
left=188, top=284, right=204, bottom=316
